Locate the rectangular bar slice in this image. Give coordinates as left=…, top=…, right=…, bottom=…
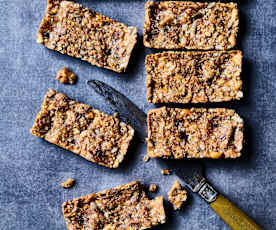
left=146, top=50, right=243, bottom=104
left=62, top=181, right=166, bottom=230
left=144, top=1, right=239, bottom=50
left=147, top=107, right=244, bottom=159
left=30, top=89, right=134, bottom=168
left=37, top=0, right=137, bottom=72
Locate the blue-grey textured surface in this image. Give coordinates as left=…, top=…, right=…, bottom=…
left=0, top=0, right=275, bottom=229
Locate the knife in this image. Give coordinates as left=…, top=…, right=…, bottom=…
left=87, top=80, right=262, bottom=230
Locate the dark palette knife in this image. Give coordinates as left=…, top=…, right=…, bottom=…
left=87, top=80, right=262, bottom=230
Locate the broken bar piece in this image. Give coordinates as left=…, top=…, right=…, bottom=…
left=62, top=181, right=166, bottom=230
left=168, top=180, right=187, bottom=210
left=144, top=1, right=239, bottom=50
left=146, top=50, right=243, bottom=104
left=37, top=0, right=137, bottom=72
left=30, top=89, right=134, bottom=168
left=147, top=107, right=244, bottom=159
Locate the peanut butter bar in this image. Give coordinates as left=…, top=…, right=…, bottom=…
left=62, top=181, right=166, bottom=230
left=146, top=51, right=243, bottom=104
left=168, top=180, right=187, bottom=210
left=30, top=89, right=134, bottom=168
left=144, top=1, right=239, bottom=50
left=147, top=107, right=244, bottom=159
left=37, top=0, right=137, bottom=72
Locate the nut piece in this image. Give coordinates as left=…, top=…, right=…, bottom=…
left=161, top=169, right=171, bottom=175
left=146, top=51, right=243, bottom=104
left=56, top=67, right=77, bottom=84
left=149, top=184, right=158, bottom=192
left=30, top=89, right=134, bottom=168
left=62, top=181, right=166, bottom=230
left=168, top=180, right=187, bottom=210
left=61, top=178, right=75, bottom=189
left=147, top=107, right=244, bottom=159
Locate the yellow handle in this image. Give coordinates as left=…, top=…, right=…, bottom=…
left=210, top=194, right=262, bottom=230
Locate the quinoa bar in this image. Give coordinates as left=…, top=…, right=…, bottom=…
left=62, top=181, right=166, bottom=229
left=144, top=1, right=239, bottom=50
left=147, top=107, right=244, bottom=159
left=30, top=89, right=134, bottom=168
left=168, top=180, right=187, bottom=210
left=146, top=51, right=243, bottom=104
left=37, top=0, right=137, bottom=73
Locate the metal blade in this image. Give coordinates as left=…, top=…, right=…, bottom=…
left=158, top=159, right=206, bottom=192
left=87, top=80, right=147, bottom=142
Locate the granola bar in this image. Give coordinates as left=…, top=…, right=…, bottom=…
left=37, top=0, right=137, bottom=72
left=30, top=89, right=134, bottom=168
left=144, top=1, right=239, bottom=50
left=62, top=181, right=166, bottom=230
left=168, top=180, right=187, bottom=210
left=146, top=51, right=243, bottom=104
left=147, top=107, right=244, bottom=159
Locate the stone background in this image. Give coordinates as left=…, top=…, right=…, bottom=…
left=0, top=0, right=275, bottom=229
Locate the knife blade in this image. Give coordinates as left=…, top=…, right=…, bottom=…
left=87, top=79, right=262, bottom=230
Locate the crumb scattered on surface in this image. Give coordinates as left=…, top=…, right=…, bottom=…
left=161, top=169, right=171, bottom=175
left=61, top=178, right=75, bottom=189
left=149, top=184, right=157, bottom=192
left=168, top=180, right=187, bottom=210
left=56, top=67, right=77, bottom=84
left=143, top=155, right=150, bottom=162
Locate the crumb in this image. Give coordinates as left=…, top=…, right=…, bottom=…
left=56, top=67, right=77, bottom=84
left=143, top=155, right=150, bottom=162
left=149, top=184, right=157, bottom=192
left=168, top=180, right=187, bottom=210
left=61, top=178, right=75, bottom=189
left=161, top=169, right=171, bottom=175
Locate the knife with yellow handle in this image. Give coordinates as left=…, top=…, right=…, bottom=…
left=87, top=79, right=262, bottom=230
